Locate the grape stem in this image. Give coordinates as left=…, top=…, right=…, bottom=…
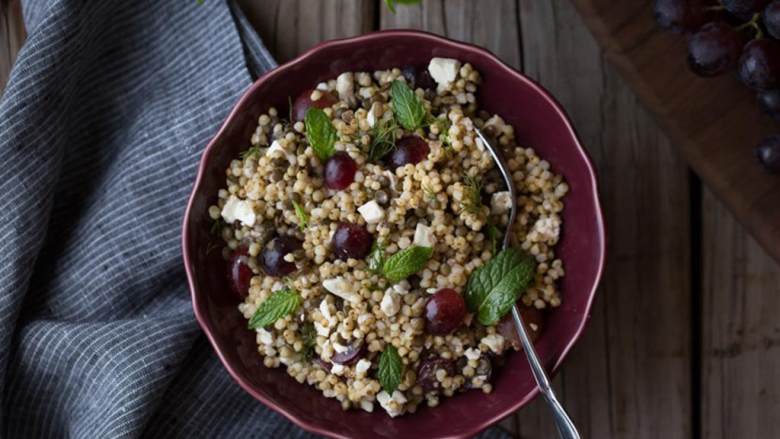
left=736, top=13, right=764, bottom=40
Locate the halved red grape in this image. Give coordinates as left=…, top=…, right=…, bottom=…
left=292, top=89, right=338, bottom=122
left=228, top=248, right=253, bottom=298
left=324, top=152, right=357, bottom=190
left=416, top=352, right=456, bottom=392
left=332, top=223, right=373, bottom=260
left=764, top=1, right=780, bottom=39
left=739, top=39, right=780, bottom=90
left=722, top=0, right=769, bottom=20
left=424, top=288, right=467, bottom=335
left=261, top=236, right=302, bottom=277
left=654, top=0, right=707, bottom=32
left=756, top=134, right=780, bottom=173
left=496, top=305, right=546, bottom=350
left=401, top=65, right=437, bottom=90
left=331, top=342, right=364, bottom=365
left=687, top=22, right=743, bottom=76
left=385, top=136, right=430, bottom=169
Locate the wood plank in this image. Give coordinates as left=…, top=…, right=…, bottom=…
left=701, top=188, right=780, bottom=438
left=517, top=2, right=693, bottom=437
left=569, top=0, right=780, bottom=265
left=236, top=0, right=375, bottom=63
left=0, top=0, right=26, bottom=95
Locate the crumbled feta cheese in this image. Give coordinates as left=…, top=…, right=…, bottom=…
left=464, top=347, right=481, bottom=361
left=380, top=289, right=401, bottom=317
left=377, top=391, right=406, bottom=417
left=266, top=140, right=296, bottom=164
left=427, top=57, right=460, bottom=91
left=331, top=364, right=346, bottom=375
left=360, top=400, right=374, bottom=413
left=314, top=321, right=330, bottom=337
left=413, top=223, right=435, bottom=248
left=367, top=107, right=377, bottom=128
left=392, top=280, right=410, bottom=295
left=475, top=136, right=485, bottom=151
left=481, top=334, right=505, bottom=354
left=336, top=72, right=355, bottom=104
left=358, top=200, right=384, bottom=224
left=333, top=342, right=349, bottom=354
left=533, top=217, right=561, bottom=242
left=357, top=314, right=371, bottom=325
left=323, top=277, right=361, bottom=303
left=256, top=328, right=274, bottom=346
left=355, top=359, right=371, bottom=376
left=491, top=191, right=512, bottom=215
left=426, top=288, right=438, bottom=295
left=221, top=195, right=256, bottom=227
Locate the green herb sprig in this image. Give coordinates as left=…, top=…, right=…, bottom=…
left=390, top=80, right=427, bottom=132
left=367, top=240, right=386, bottom=273
left=464, top=249, right=536, bottom=325
left=368, top=117, right=398, bottom=162
left=301, top=321, right=317, bottom=361
left=241, top=146, right=262, bottom=160
left=292, top=200, right=309, bottom=231
left=378, top=345, right=403, bottom=393
left=381, top=245, right=432, bottom=283
left=304, top=107, right=337, bottom=161
left=461, top=175, right=483, bottom=214
left=248, top=287, right=302, bottom=329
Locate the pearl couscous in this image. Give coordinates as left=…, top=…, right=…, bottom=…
left=209, top=58, right=567, bottom=417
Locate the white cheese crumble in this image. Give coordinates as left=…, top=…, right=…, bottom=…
left=221, top=195, right=256, bottom=227
left=413, top=223, right=435, bottom=248
left=266, top=140, right=297, bottom=164
left=380, top=289, right=401, bottom=317
left=255, top=328, right=274, bottom=346
left=357, top=200, right=385, bottom=224
left=481, top=334, right=505, bottom=354
left=322, top=277, right=361, bottom=303
left=392, top=281, right=410, bottom=295
left=360, top=400, right=374, bottom=413
left=367, top=107, right=377, bottom=128
left=376, top=390, right=407, bottom=418
left=427, top=57, right=461, bottom=91
left=533, top=217, right=561, bottom=242
left=491, top=191, right=512, bottom=215
left=355, top=359, right=371, bottom=377
left=464, top=347, right=481, bottom=361
left=314, top=321, right=331, bottom=337
left=336, top=72, right=355, bottom=104
left=333, top=342, right=349, bottom=354
left=331, top=364, right=346, bottom=376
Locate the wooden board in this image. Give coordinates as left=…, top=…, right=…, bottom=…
left=0, top=0, right=25, bottom=94
left=570, top=0, right=780, bottom=264
left=383, top=1, right=693, bottom=437
left=701, top=188, right=780, bottom=439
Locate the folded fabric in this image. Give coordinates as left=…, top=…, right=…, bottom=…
left=0, top=1, right=513, bottom=437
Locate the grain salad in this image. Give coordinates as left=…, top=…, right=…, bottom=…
left=208, top=58, right=568, bottom=417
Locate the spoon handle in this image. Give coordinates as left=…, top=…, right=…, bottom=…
left=511, top=306, right=580, bottom=439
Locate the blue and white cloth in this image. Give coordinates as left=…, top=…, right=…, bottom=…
left=0, top=1, right=513, bottom=437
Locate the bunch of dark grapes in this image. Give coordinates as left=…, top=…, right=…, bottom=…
left=654, top=0, right=780, bottom=173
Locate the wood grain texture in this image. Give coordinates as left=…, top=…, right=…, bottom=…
left=517, top=1, right=693, bottom=437
left=0, top=0, right=25, bottom=95
left=383, top=1, right=693, bottom=437
left=236, top=0, right=375, bottom=63
left=701, top=188, right=780, bottom=439
left=569, top=0, right=780, bottom=265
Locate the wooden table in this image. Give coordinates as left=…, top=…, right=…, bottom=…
left=2, top=1, right=779, bottom=437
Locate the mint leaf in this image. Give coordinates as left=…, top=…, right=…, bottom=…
left=368, top=240, right=385, bottom=273
left=465, top=249, right=536, bottom=325
left=382, top=245, right=432, bottom=283
left=248, top=287, right=302, bottom=329
left=292, top=200, right=309, bottom=231
left=305, top=107, right=337, bottom=161
left=390, top=80, right=426, bottom=131
left=378, top=345, right=403, bottom=393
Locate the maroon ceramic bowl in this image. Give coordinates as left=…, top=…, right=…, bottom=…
left=182, top=30, right=605, bottom=439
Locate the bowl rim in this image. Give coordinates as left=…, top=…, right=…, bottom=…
left=182, top=28, right=606, bottom=439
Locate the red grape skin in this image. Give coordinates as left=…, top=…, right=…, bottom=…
left=385, top=136, right=430, bottom=169
left=757, top=89, right=780, bottom=120
left=687, top=22, right=743, bottom=76
left=722, top=0, right=770, bottom=20
left=261, top=236, right=302, bottom=277
left=739, top=39, right=780, bottom=90
left=424, top=288, right=467, bottom=335
left=763, top=1, right=780, bottom=39
left=324, top=152, right=357, bottom=190
left=755, top=135, right=780, bottom=173
left=292, top=89, right=338, bottom=122
left=331, top=223, right=373, bottom=261
left=654, top=0, right=707, bottom=32
left=227, top=248, right=253, bottom=298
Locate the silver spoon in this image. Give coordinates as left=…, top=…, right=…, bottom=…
left=476, top=128, right=580, bottom=439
